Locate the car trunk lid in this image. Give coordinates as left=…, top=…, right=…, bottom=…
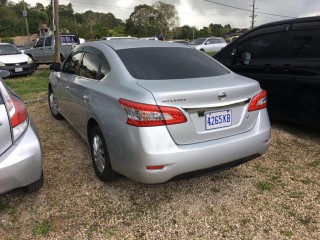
left=138, top=73, right=262, bottom=145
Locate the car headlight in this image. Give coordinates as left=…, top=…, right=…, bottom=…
left=0, top=61, right=5, bottom=67
left=27, top=56, right=33, bottom=64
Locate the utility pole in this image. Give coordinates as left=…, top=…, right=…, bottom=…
left=22, top=0, right=30, bottom=43
left=53, top=0, right=61, bottom=63
left=250, top=0, right=257, bottom=29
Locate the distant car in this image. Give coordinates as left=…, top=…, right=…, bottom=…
left=190, top=37, right=227, bottom=52
left=0, top=70, right=43, bottom=194
left=140, top=37, right=159, bottom=41
left=101, top=37, right=137, bottom=40
left=24, top=34, right=80, bottom=65
left=48, top=40, right=270, bottom=184
left=168, top=40, right=190, bottom=45
left=0, top=43, right=35, bottom=77
left=214, top=16, right=320, bottom=128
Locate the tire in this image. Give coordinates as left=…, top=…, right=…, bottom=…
left=89, top=125, right=119, bottom=182
left=48, top=87, right=64, bottom=120
left=24, top=172, right=44, bottom=193
left=200, top=49, right=205, bottom=52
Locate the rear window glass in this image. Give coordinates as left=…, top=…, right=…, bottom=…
left=116, top=47, right=229, bottom=80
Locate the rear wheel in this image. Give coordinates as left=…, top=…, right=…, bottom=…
left=24, top=172, right=44, bottom=193
left=89, top=125, right=119, bottom=182
left=48, top=87, right=64, bottom=120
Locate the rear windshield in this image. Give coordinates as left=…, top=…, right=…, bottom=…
left=116, top=47, right=229, bottom=80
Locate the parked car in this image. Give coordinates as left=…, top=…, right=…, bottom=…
left=0, top=43, right=35, bottom=77
left=48, top=40, right=271, bottom=184
left=0, top=70, right=43, bottom=194
left=214, top=16, right=320, bottom=128
left=24, top=34, right=80, bottom=65
left=101, top=37, right=137, bottom=40
left=168, top=40, right=190, bottom=45
left=190, top=37, right=227, bottom=52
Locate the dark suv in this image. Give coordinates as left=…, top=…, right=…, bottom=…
left=215, top=16, right=320, bottom=128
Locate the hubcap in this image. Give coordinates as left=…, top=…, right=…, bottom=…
left=92, top=135, right=105, bottom=173
left=49, top=93, right=59, bottom=115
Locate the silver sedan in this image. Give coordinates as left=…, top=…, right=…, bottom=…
left=48, top=40, right=271, bottom=184
left=0, top=71, right=43, bottom=194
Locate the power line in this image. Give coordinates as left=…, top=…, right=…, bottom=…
left=204, top=0, right=296, bottom=19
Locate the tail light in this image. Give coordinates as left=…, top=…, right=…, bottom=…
left=248, top=90, right=267, bottom=112
left=0, top=82, right=28, bottom=141
left=118, top=98, right=187, bottom=127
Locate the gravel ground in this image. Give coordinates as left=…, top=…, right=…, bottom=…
left=1, top=100, right=319, bottom=240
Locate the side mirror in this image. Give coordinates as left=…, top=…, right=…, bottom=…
left=241, top=52, right=251, bottom=65
left=231, top=49, right=251, bottom=65
left=20, top=49, right=25, bottom=54
left=0, top=70, right=10, bottom=78
left=50, top=63, right=61, bottom=72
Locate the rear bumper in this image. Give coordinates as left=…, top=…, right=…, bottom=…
left=0, top=63, right=35, bottom=77
left=110, top=109, right=271, bottom=184
left=0, top=120, right=43, bottom=194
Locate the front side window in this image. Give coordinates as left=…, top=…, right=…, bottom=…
left=35, top=38, right=45, bottom=48
left=284, top=30, right=320, bottom=58
left=238, top=32, right=286, bottom=59
left=63, top=52, right=83, bottom=75
left=117, top=47, right=229, bottom=80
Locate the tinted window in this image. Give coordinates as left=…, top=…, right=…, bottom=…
left=45, top=37, right=52, bottom=46
left=284, top=30, right=320, bottom=58
left=79, top=52, right=101, bottom=80
left=0, top=93, right=3, bottom=105
left=206, top=39, right=220, bottom=44
left=238, top=32, right=286, bottom=58
left=117, top=47, right=229, bottom=80
left=63, top=52, right=83, bottom=75
left=35, top=38, right=44, bottom=48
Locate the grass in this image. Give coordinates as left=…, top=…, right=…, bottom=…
left=34, top=219, right=53, bottom=236
left=4, top=69, right=49, bottom=101
left=257, top=181, right=273, bottom=191
left=206, top=51, right=218, bottom=56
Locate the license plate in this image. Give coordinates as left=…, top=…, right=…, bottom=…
left=15, top=67, right=23, bottom=72
left=205, top=110, right=232, bottom=130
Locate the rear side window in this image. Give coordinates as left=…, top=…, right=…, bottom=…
left=45, top=37, right=52, bottom=46
left=116, top=47, right=229, bottom=80
left=238, top=32, right=286, bottom=58
left=284, top=30, right=320, bottom=58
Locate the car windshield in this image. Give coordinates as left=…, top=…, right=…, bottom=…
left=190, top=38, right=206, bottom=45
left=116, top=47, right=229, bottom=80
left=0, top=45, right=21, bottom=55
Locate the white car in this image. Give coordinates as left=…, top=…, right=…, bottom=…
left=191, top=37, right=227, bottom=52
left=0, top=43, right=35, bottom=77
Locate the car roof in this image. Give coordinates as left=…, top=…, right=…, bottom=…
left=83, top=39, right=188, bottom=51
left=249, top=16, right=320, bottom=31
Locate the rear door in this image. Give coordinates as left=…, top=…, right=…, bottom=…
left=0, top=85, right=12, bottom=155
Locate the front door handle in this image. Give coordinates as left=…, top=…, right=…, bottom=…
left=83, top=95, right=91, bottom=103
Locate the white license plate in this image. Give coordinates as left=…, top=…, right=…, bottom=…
left=15, top=67, right=23, bottom=72
left=205, top=110, right=232, bottom=130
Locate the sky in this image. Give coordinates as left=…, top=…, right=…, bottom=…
left=14, top=0, right=320, bottom=29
